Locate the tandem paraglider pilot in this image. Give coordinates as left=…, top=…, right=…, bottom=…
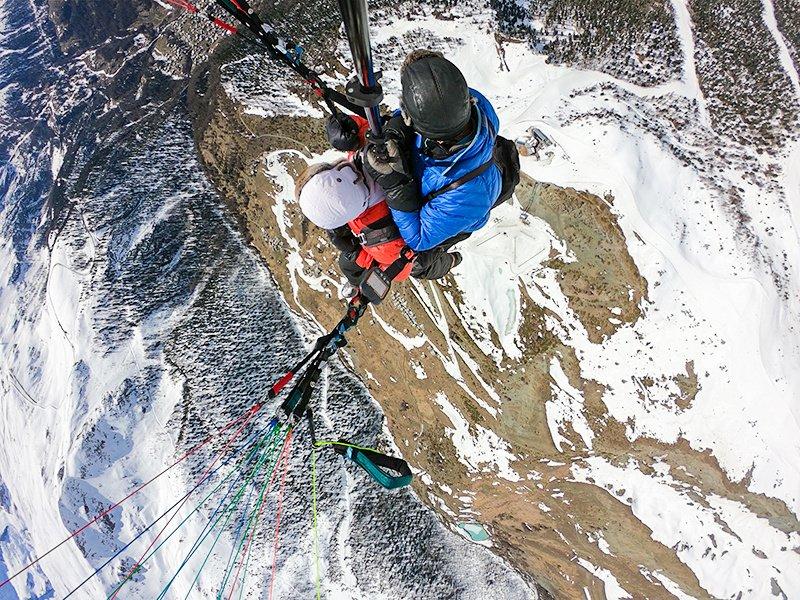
left=326, top=49, right=521, bottom=278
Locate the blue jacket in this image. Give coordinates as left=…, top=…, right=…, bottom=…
left=390, top=89, right=502, bottom=252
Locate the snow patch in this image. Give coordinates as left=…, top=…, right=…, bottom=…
left=576, top=557, right=632, bottom=600
left=545, top=357, right=595, bottom=452
left=433, top=393, right=520, bottom=482
left=572, top=457, right=800, bottom=598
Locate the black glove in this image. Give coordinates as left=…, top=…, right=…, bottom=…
left=363, top=116, right=426, bottom=212
left=382, top=114, right=413, bottom=145
left=326, top=113, right=361, bottom=152
left=363, top=138, right=413, bottom=190
left=383, top=180, right=425, bottom=212
left=363, top=136, right=425, bottom=212
left=362, top=114, right=413, bottom=183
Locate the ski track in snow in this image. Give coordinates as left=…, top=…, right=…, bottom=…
left=670, top=0, right=712, bottom=128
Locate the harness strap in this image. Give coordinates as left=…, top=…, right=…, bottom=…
left=356, top=221, right=401, bottom=247
left=381, top=245, right=415, bottom=281
left=423, top=157, right=495, bottom=203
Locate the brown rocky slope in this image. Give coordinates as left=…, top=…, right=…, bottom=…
left=186, top=57, right=799, bottom=600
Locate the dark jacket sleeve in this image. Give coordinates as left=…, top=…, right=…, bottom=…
left=326, top=226, right=361, bottom=255
left=384, top=180, right=425, bottom=213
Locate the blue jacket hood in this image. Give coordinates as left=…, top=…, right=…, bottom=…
left=391, top=89, right=502, bottom=251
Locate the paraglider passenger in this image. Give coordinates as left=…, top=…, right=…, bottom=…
left=296, top=159, right=459, bottom=296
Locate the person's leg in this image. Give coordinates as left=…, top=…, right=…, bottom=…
left=410, top=247, right=461, bottom=280
left=338, top=250, right=365, bottom=285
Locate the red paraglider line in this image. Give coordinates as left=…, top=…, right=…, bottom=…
left=0, top=404, right=260, bottom=591
left=267, top=434, right=293, bottom=600
left=108, top=403, right=262, bottom=599
left=226, top=430, right=293, bottom=600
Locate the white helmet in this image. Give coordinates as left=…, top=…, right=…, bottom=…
left=297, top=161, right=382, bottom=230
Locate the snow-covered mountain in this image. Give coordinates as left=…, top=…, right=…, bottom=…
left=2, top=0, right=799, bottom=599
left=0, top=0, right=534, bottom=598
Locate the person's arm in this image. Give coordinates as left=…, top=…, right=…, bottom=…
left=326, top=113, right=369, bottom=151
left=390, top=176, right=494, bottom=251
left=362, top=116, right=425, bottom=213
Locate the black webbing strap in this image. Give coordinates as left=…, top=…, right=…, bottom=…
left=324, top=88, right=367, bottom=118
left=280, top=353, right=323, bottom=418
left=381, top=245, right=414, bottom=281
left=276, top=297, right=367, bottom=419
left=423, top=157, right=495, bottom=203
left=356, top=217, right=401, bottom=247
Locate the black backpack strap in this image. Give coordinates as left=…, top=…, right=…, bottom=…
left=423, top=157, right=495, bottom=203
left=491, top=135, right=521, bottom=208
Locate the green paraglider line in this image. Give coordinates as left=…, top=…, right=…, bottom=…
left=104, top=422, right=279, bottom=600
left=216, top=438, right=284, bottom=597
left=152, top=421, right=283, bottom=600
left=62, top=421, right=272, bottom=600
left=180, top=425, right=289, bottom=600
left=0, top=404, right=260, bottom=593
left=220, top=430, right=294, bottom=599
left=312, top=446, right=322, bottom=600
left=267, top=433, right=293, bottom=600
left=108, top=405, right=263, bottom=600
left=217, top=441, right=276, bottom=588
left=235, top=429, right=293, bottom=600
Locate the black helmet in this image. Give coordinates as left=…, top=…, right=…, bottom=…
left=401, top=53, right=471, bottom=141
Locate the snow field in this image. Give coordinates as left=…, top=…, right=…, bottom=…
left=366, top=12, right=800, bottom=599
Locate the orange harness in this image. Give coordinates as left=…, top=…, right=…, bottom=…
left=348, top=202, right=413, bottom=281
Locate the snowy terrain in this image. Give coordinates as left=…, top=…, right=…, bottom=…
left=2, top=0, right=800, bottom=598
left=229, top=6, right=800, bottom=598
left=376, top=11, right=800, bottom=599
left=0, top=1, right=534, bottom=599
